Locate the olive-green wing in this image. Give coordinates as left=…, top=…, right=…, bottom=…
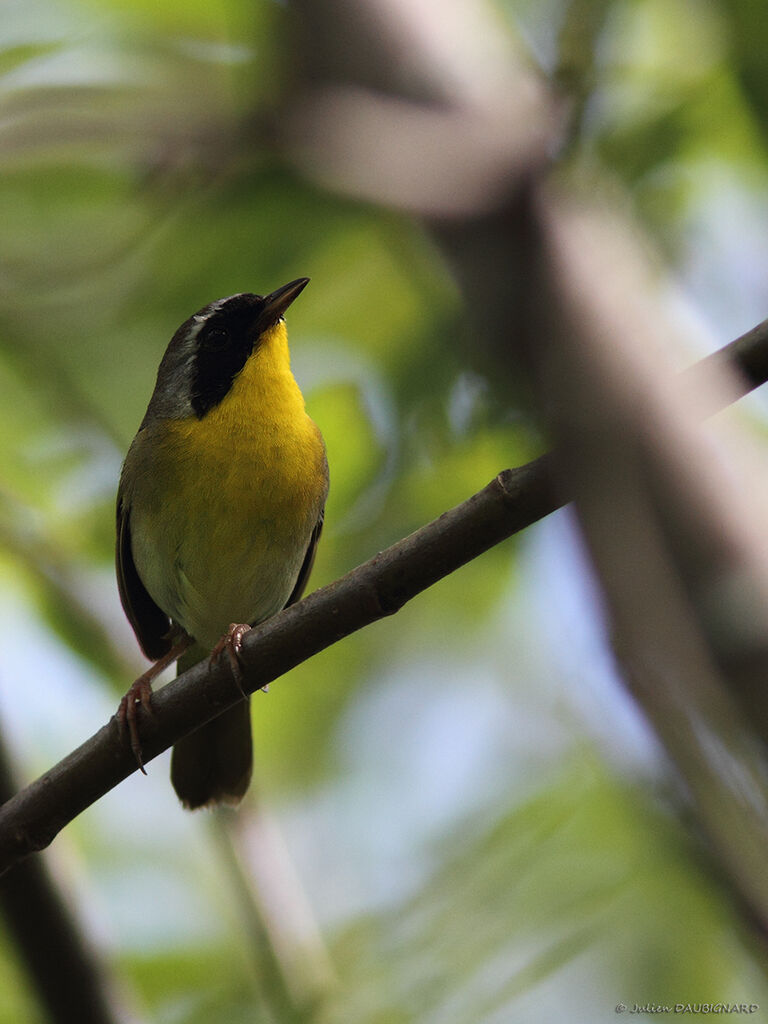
left=116, top=490, right=171, bottom=660
left=284, top=509, right=324, bottom=609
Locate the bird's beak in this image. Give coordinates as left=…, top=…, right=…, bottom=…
left=261, top=278, right=310, bottom=325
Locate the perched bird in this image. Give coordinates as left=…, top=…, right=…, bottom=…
left=116, top=278, right=327, bottom=809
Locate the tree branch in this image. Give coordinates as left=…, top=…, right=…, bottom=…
left=0, top=320, right=766, bottom=876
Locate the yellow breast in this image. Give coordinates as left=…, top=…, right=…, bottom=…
left=126, top=322, right=328, bottom=646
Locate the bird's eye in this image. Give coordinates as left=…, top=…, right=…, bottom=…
left=203, top=327, right=229, bottom=348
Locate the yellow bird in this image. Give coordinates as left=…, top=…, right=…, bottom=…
left=116, top=278, right=327, bottom=809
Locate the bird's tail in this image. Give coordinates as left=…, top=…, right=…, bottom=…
left=170, top=645, right=253, bottom=809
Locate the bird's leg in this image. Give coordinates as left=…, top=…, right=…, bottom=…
left=210, top=623, right=252, bottom=694
left=117, top=631, right=193, bottom=774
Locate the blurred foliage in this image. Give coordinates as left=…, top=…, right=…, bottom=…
left=2, top=0, right=768, bottom=1021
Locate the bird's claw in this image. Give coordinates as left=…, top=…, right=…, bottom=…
left=117, top=676, right=154, bottom=775
left=115, top=632, right=192, bottom=776
left=210, top=623, right=251, bottom=694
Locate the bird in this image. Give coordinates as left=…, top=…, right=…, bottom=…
left=115, top=277, right=328, bottom=809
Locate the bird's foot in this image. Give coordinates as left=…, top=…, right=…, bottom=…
left=117, top=672, right=155, bottom=775
left=117, top=632, right=193, bottom=774
left=210, top=623, right=252, bottom=694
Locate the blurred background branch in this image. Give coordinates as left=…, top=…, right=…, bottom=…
left=278, top=0, right=768, bottom=963
left=0, top=722, right=130, bottom=1024
left=210, top=806, right=335, bottom=1022
left=521, top=192, right=768, bottom=931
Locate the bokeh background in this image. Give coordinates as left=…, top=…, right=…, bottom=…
left=2, top=0, right=768, bottom=1021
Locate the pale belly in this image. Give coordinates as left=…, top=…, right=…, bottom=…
left=127, top=419, right=326, bottom=648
